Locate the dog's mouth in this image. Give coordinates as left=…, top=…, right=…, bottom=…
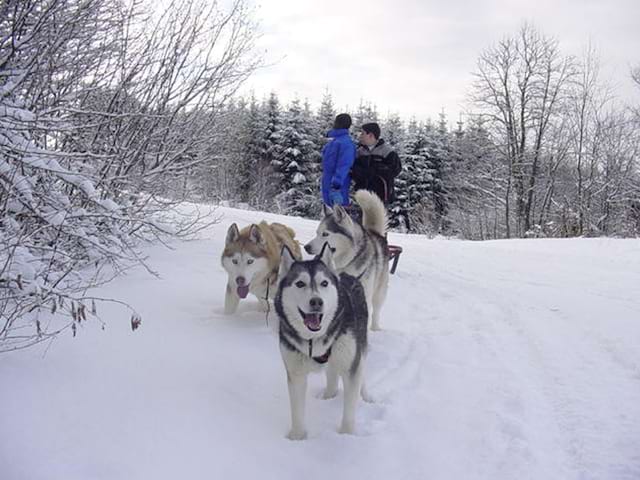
left=299, top=309, right=323, bottom=332
left=237, top=284, right=250, bottom=299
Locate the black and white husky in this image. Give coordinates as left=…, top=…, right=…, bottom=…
left=305, top=189, right=389, bottom=330
left=275, top=243, right=369, bottom=440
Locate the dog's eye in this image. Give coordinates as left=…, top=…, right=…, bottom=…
left=295, top=280, right=305, bottom=288
left=321, top=232, right=329, bottom=237
left=247, top=258, right=254, bottom=264
left=232, top=259, right=238, bottom=265
left=320, top=280, right=328, bottom=287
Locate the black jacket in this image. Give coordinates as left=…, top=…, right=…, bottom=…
left=351, top=139, right=402, bottom=203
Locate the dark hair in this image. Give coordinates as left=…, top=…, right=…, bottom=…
left=333, top=113, right=352, bottom=130
left=361, top=122, right=381, bottom=140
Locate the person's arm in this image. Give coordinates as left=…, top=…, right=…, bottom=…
left=389, top=150, right=402, bottom=177
left=331, top=141, right=355, bottom=189
left=376, top=150, right=401, bottom=177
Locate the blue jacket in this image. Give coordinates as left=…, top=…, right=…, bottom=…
left=321, top=129, right=356, bottom=206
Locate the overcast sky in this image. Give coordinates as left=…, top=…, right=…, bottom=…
left=241, top=0, right=640, bottom=124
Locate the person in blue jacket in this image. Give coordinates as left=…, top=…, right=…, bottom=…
left=321, top=113, right=356, bottom=207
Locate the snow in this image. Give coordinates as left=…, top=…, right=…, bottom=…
left=1, top=205, right=639, bottom=480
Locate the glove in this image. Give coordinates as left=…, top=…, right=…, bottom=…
left=329, top=190, right=343, bottom=206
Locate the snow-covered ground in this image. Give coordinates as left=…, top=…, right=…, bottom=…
left=2, top=205, right=640, bottom=480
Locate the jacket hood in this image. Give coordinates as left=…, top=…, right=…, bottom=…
left=327, top=128, right=350, bottom=138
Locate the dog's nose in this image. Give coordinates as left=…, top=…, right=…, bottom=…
left=304, top=244, right=312, bottom=254
left=236, top=276, right=246, bottom=286
left=309, top=297, right=323, bottom=309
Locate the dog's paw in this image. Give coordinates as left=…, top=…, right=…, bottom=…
left=321, top=388, right=338, bottom=400
left=361, top=389, right=375, bottom=403
left=286, top=429, right=308, bottom=441
left=257, top=300, right=271, bottom=312
left=370, top=324, right=382, bottom=331
left=338, top=423, right=355, bottom=435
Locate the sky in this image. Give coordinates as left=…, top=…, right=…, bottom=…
left=241, top=0, right=640, bottom=124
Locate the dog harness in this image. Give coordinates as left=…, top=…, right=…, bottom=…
left=308, top=340, right=332, bottom=364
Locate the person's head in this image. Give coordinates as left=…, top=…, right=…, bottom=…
left=333, top=113, right=352, bottom=130
left=359, top=122, right=380, bottom=147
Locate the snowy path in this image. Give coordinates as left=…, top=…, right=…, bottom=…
left=2, top=207, right=639, bottom=480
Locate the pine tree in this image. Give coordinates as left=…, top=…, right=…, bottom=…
left=351, top=100, right=379, bottom=141
left=423, top=112, right=450, bottom=232
left=274, top=98, right=319, bottom=217
left=382, top=113, right=405, bottom=149
left=240, top=94, right=266, bottom=204
left=389, top=118, right=424, bottom=231
left=317, top=90, right=336, bottom=138
left=257, top=92, right=283, bottom=208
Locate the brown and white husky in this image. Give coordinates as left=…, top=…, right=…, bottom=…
left=221, top=221, right=302, bottom=314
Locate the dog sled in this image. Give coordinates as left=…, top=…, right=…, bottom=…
left=343, top=203, right=403, bottom=274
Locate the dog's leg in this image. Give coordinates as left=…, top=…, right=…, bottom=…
left=224, top=283, right=240, bottom=314
left=359, top=357, right=374, bottom=403
left=365, top=294, right=375, bottom=331
left=371, top=270, right=388, bottom=331
left=286, top=372, right=308, bottom=440
left=339, top=365, right=364, bottom=434
left=322, top=361, right=339, bottom=399
left=253, top=278, right=271, bottom=312
left=360, top=381, right=374, bottom=403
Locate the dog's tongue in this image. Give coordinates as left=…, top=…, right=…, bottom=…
left=237, top=285, right=249, bottom=299
left=304, top=313, right=322, bottom=331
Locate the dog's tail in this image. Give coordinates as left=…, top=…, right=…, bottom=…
left=270, top=222, right=303, bottom=259
left=355, top=190, right=387, bottom=237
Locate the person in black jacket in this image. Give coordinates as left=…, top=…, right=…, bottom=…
left=351, top=122, right=402, bottom=205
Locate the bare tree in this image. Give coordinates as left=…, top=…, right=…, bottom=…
left=0, top=0, right=260, bottom=351
left=471, top=24, right=576, bottom=237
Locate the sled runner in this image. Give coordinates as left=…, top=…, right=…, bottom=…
left=387, top=244, right=402, bottom=274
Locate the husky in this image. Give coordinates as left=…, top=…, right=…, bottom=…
left=275, top=243, right=369, bottom=440
left=221, top=221, right=301, bottom=314
left=304, top=189, right=389, bottom=330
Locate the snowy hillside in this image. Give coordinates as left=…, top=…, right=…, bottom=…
left=1, top=205, right=640, bottom=480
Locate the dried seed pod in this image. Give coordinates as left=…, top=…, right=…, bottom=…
left=131, top=314, right=142, bottom=331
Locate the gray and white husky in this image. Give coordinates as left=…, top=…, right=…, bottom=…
left=275, top=243, right=369, bottom=440
left=304, top=189, right=389, bottom=330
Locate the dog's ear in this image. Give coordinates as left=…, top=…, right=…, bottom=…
left=318, top=242, right=336, bottom=272
left=333, top=205, right=353, bottom=227
left=226, top=223, right=240, bottom=245
left=249, top=224, right=265, bottom=245
left=322, top=204, right=333, bottom=217
left=279, top=245, right=296, bottom=278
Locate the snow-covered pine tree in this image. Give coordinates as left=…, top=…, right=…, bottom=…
left=351, top=100, right=379, bottom=141
left=389, top=118, right=425, bottom=231
left=317, top=90, right=336, bottom=139
left=273, top=99, right=319, bottom=217
left=257, top=92, right=283, bottom=209
left=423, top=112, right=450, bottom=233
left=235, top=94, right=265, bottom=205
left=303, top=98, right=323, bottom=216
left=382, top=113, right=406, bottom=149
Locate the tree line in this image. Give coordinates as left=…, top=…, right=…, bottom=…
left=197, top=25, right=640, bottom=240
